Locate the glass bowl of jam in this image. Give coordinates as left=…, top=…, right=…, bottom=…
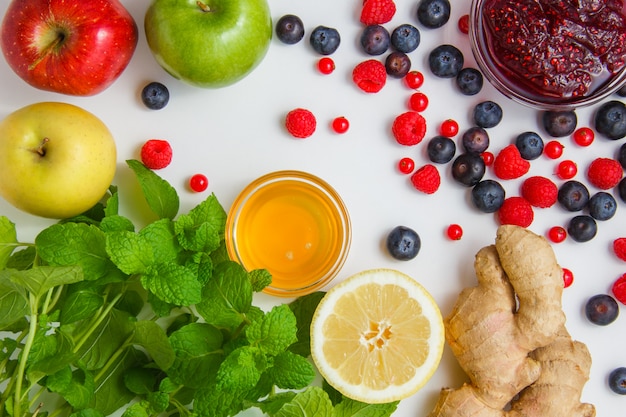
left=469, top=0, right=626, bottom=110
left=225, top=170, right=351, bottom=297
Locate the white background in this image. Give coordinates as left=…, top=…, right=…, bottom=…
left=0, top=0, right=624, bottom=415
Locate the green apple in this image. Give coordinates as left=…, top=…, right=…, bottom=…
left=0, top=102, right=117, bottom=219
left=144, top=0, right=272, bottom=88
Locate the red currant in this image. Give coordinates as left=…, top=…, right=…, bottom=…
left=317, top=57, right=335, bottom=74
left=458, top=14, right=470, bottom=34
left=408, top=92, right=429, bottom=112
left=556, top=159, right=577, bottom=180
left=573, top=127, right=594, bottom=147
left=189, top=174, right=209, bottom=192
left=404, top=70, right=424, bottom=89
left=562, top=268, right=574, bottom=288
left=332, top=116, right=349, bottom=134
left=447, top=224, right=463, bottom=240
left=481, top=151, right=494, bottom=166
left=544, top=140, right=564, bottom=159
left=548, top=226, right=567, bottom=243
left=440, top=119, right=459, bottom=137
left=398, top=157, right=415, bottom=174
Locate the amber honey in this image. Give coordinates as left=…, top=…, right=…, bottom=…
left=226, top=171, right=351, bottom=297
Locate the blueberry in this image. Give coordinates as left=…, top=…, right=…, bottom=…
left=427, top=135, right=456, bottom=163
left=558, top=180, right=590, bottom=211
left=452, top=153, right=486, bottom=187
left=619, top=177, right=626, bottom=203
left=618, top=85, right=626, bottom=97
left=428, top=44, right=464, bottom=78
left=473, top=101, right=503, bottom=128
left=275, top=14, right=305, bottom=45
left=461, top=126, right=490, bottom=154
left=471, top=180, right=506, bottom=213
left=618, top=143, right=626, bottom=169
left=456, top=68, right=483, bottom=95
left=609, top=367, right=626, bottom=395
left=595, top=100, right=626, bottom=140
left=386, top=226, right=421, bottom=260
left=385, top=51, right=411, bottom=78
left=309, top=25, right=340, bottom=55
left=417, top=0, right=451, bottom=28
left=360, top=25, right=390, bottom=56
left=515, top=131, right=544, bottom=160
left=542, top=110, right=577, bottom=137
left=390, top=24, right=420, bottom=53
left=588, top=192, right=617, bottom=221
left=567, top=215, right=597, bottom=242
left=585, top=294, right=619, bottom=325
left=141, top=81, right=169, bottom=110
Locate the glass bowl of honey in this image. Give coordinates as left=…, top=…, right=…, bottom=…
left=225, top=170, right=351, bottom=297
left=469, top=0, right=626, bottom=110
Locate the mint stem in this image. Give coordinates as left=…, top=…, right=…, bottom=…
left=73, top=292, right=123, bottom=353
left=14, top=293, right=39, bottom=417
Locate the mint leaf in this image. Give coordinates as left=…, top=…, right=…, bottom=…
left=194, top=385, right=244, bottom=417
left=7, top=266, right=83, bottom=299
left=216, top=346, right=265, bottom=392
left=275, top=386, right=335, bottom=417
left=48, top=367, right=95, bottom=409
left=0, top=216, right=17, bottom=269
left=196, top=261, right=252, bottom=330
left=121, top=402, right=149, bottom=417
left=335, top=398, right=399, bottom=417
left=288, top=292, right=325, bottom=357
left=140, top=262, right=202, bottom=306
left=174, top=214, right=220, bottom=253
left=103, top=186, right=120, bottom=217
left=60, top=290, right=104, bottom=325
left=267, top=351, right=315, bottom=390
left=256, top=392, right=297, bottom=415
left=123, top=367, right=158, bottom=395
left=249, top=269, right=272, bottom=292
left=70, top=408, right=105, bottom=417
left=132, top=320, right=175, bottom=371
left=100, top=215, right=135, bottom=233
left=139, top=219, right=180, bottom=263
left=168, top=323, right=224, bottom=389
left=247, top=304, right=297, bottom=356
left=0, top=273, right=28, bottom=329
left=106, top=231, right=154, bottom=275
left=126, top=159, right=179, bottom=220
left=7, top=246, right=36, bottom=270
left=36, top=223, right=113, bottom=281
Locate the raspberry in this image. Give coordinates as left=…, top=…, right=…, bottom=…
left=285, top=108, right=316, bottom=138
left=612, top=273, right=626, bottom=304
left=352, top=59, right=387, bottom=93
left=410, top=164, right=440, bottom=194
left=140, top=139, right=173, bottom=170
left=392, top=111, right=427, bottom=146
left=586, top=157, right=623, bottom=189
left=497, top=196, right=534, bottom=227
left=520, top=176, right=558, bottom=208
left=613, top=237, right=626, bottom=261
left=360, top=0, right=396, bottom=25
left=493, top=144, right=530, bottom=180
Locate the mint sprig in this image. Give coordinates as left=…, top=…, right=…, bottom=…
left=0, top=160, right=399, bottom=417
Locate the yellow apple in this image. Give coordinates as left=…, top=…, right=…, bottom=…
left=0, top=102, right=117, bottom=218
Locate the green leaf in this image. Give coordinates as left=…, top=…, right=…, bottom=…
left=60, top=289, right=104, bottom=325
left=0, top=273, right=28, bottom=329
left=168, top=323, right=224, bottom=389
left=36, top=223, right=113, bottom=281
left=196, top=261, right=252, bottom=330
left=103, top=185, right=120, bottom=217
left=249, top=269, right=272, bottom=292
left=147, top=390, right=170, bottom=413
left=69, top=408, right=105, bottom=417
left=116, top=289, right=145, bottom=317
left=247, top=304, right=298, bottom=356
left=121, top=402, right=150, bottom=417
left=126, top=159, right=179, bottom=220
left=0, top=216, right=17, bottom=269
left=106, top=231, right=154, bottom=275
left=334, top=398, right=399, bottom=417
left=140, top=262, right=202, bottom=306
left=267, top=351, right=315, bottom=390
left=123, top=367, right=158, bottom=395
left=132, top=320, right=175, bottom=370
left=100, top=214, right=135, bottom=233
left=288, top=292, right=325, bottom=357
left=7, top=266, right=83, bottom=299
left=139, top=218, right=180, bottom=263
left=216, top=346, right=265, bottom=392
left=174, top=194, right=225, bottom=252
left=6, top=246, right=36, bottom=270
left=256, top=392, right=297, bottom=415
left=194, top=384, right=244, bottom=417
left=48, top=367, right=95, bottom=409
left=275, top=386, right=335, bottom=417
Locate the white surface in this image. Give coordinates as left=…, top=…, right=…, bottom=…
left=0, top=0, right=624, bottom=415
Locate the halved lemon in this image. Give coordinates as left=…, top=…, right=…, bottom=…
left=310, top=268, right=444, bottom=403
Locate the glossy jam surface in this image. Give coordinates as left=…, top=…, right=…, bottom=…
left=483, top=0, right=626, bottom=99
left=226, top=172, right=350, bottom=297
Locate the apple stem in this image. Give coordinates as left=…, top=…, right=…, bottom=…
left=196, top=1, right=211, bottom=12
left=34, top=138, right=50, bottom=157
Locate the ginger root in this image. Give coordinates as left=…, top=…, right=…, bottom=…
left=428, top=225, right=595, bottom=417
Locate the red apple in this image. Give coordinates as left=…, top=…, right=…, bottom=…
left=1, top=0, right=138, bottom=96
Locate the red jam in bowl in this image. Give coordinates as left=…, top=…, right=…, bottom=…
left=474, top=0, right=626, bottom=107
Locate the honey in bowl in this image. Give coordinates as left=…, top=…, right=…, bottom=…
left=226, top=171, right=351, bottom=297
